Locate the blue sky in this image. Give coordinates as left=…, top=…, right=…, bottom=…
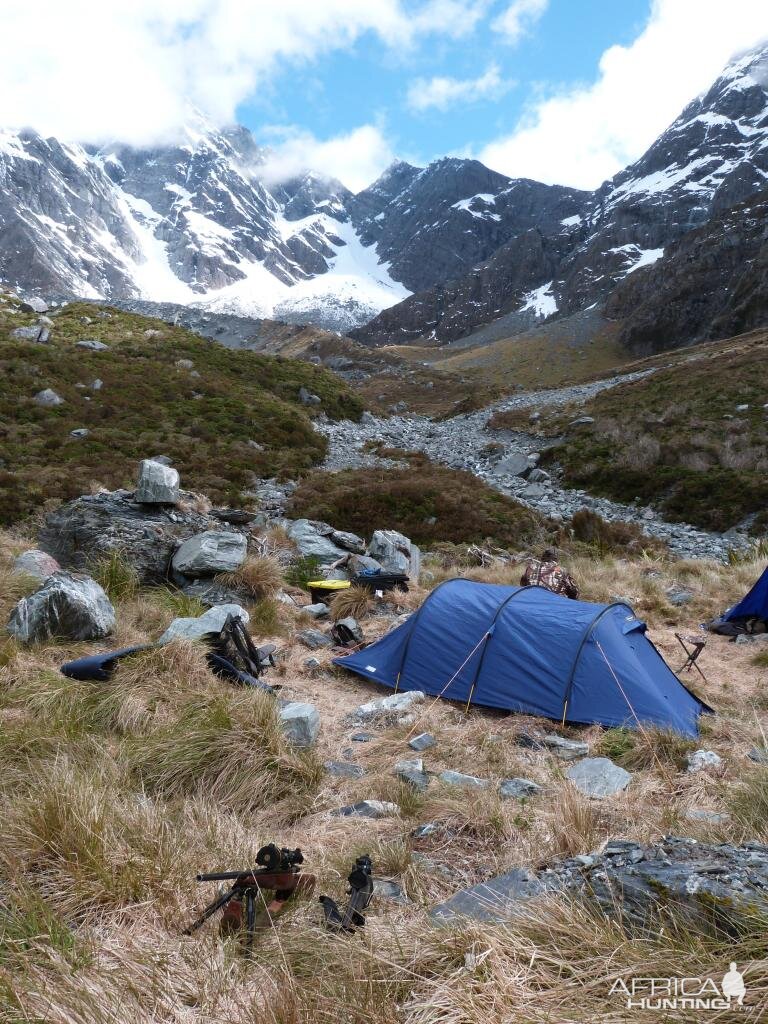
left=3, top=0, right=766, bottom=191
left=239, top=0, right=650, bottom=172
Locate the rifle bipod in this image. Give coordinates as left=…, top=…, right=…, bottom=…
left=183, top=843, right=314, bottom=955
left=319, top=854, right=374, bottom=933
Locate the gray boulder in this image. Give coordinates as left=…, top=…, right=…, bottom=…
left=279, top=702, right=320, bottom=747
left=135, top=459, right=180, bottom=505
left=352, top=690, right=425, bottom=722
left=527, top=467, right=550, bottom=484
left=335, top=616, right=363, bottom=643
left=20, top=297, right=49, bottom=313
left=287, top=520, right=347, bottom=562
left=409, top=732, right=435, bottom=752
left=543, top=734, right=589, bottom=760
left=438, top=770, right=490, bottom=791
left=298, top=386, right=321, bottom=406
left=332, top=800, right=400, bottom=819
left=12, top=326, right=46, bottom=342
left=37, top=489, right=224, bottom=584
left=395, top=757, right=430, bottom=791
left=566, top=757, right=631, bottom=799
left=33, top=388, right=64, bottom=407
left=303, top=603, right=330, bottom=619
left=431, top=868, right=543, bottom=924
left=367, top=529, right=414, bottom=574
left=499, top=777, right=542, bottom=800
left=7, top=572, right=116, bottom=643
left=172, top=531, right=247, bottom=577
left=346, top=553, right=384, bottom=575
left=76, top=339, right=109, bottom=351
left=157, top=603, right=249, bottom=645
left=13, top=549, right=61, bottom=582
left=298, top=628, right=332, bottom=650
left=495, top=453, right=530, bottom=477
left=330, top=529, right=366, bottom=554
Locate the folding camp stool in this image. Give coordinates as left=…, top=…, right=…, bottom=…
left=674, top=632, right=708, bottom=683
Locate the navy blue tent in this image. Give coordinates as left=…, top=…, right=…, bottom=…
left=335, top=579, right=712, bottom=738
left=724, top=565, right=768, bottom=621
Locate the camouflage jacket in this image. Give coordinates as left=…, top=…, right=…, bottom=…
left=520, top=559, right=580, bottom=599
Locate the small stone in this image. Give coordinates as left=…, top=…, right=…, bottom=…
left=175, top=358, right=194, bottom=369
left=438, top=770, right=490, bottom=791
left=395, top=758, right=430, bottom=791
left=499, top=777, right=542, bottom=800
left=298, top=628, right=332, bottom=650
left=686, top=809, right=729, bottom=824
left=687, top=750, right=723, bottom=773
left=334, top=616, right=363, bottom=643
left=76, top=339, right=109, bottom=351
left=566, top=757, right=631, bottom=799
left=748, top=747, right=768, bottom=764
left=324, top=760, right=365, bottom=778
left=351, top=731, right=375, bottom=742
left=279, top=702, right=320, bottom=747
left=135, top=459, right=180, bottom=504
left=543, top=734, right=589, bottom=760
left=735, top=404, right=749, bottom=412
left=373, top=879, right=408, bottom=903
left=70, top=428, right=89, bottom=439
left=91, top=379, right=103, bottom=390
left=33, top=388, right=64, bottom=407
left=304, top=656, right=322, bottom=671
left=332, top=800, right=399, bottom=819
left=569, top=416, right=594, bottom=427
left=409, top=732, right=435, bottom=752
left=411, top=822, right=440, bottom=839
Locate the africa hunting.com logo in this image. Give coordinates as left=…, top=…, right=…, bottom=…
left=609, top=962, right=747, bottom=1011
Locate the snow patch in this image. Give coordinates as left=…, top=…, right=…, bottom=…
left=520, top=282, right=557, bottom=319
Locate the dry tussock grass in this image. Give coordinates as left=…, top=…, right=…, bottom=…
left=216, top=554, right=284, bottom=599
left=330, top=584, right=374, bottom=621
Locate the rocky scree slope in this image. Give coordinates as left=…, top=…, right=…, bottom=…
left=353, top=44, right=768, bottom=350
left=317, top=367, right=751, bottom=561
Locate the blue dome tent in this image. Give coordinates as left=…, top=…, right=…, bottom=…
left=723, top=565, right=768, bottom=622
left=334, top=579, right=712, bottom=738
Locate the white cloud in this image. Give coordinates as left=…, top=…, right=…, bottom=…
left=0, top=0, right=485, bottom=146
left=478, top=0, right=768, bottom=189
left=258, top=124, right=396, bottom=192
left=407, top=63, right=513, bottom=111
left=492, top=0, right=548, bottom=45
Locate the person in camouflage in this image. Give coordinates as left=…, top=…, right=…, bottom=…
left=520, top=549, right=580, bottom=600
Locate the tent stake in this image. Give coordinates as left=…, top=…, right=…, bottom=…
left=561, top=699, right=568, bottom=727
left=394, top=672, right=400, bottom=694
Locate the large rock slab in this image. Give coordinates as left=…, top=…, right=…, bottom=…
left=135, top=459, right=180, bottom=505
left=431, top=868, right=544, bottom=924
left=332, top=800, right=400, bottom=819
left=157, top=603, right=249, bottom=645
left=395, top=758, right=430, bottom=791
left=438, top=770, right=490, bottom=791
left=172, top=531, right=247, bottom=577
left=34, top=388, right=64, bottom=407
left=286, top=519, right=348, bottom=562
left=7, top=572, right=116, bottom=643
left=13, top=549, right=61, bottom=582
left=566, top=757, right=631, bottom=799
left=499, top=777, right=542, bottom=800
left=38, top=490, right=225, bottom=584
left=543, top=734, right=589, bottom=760
left=279, top=702, right=320, bottom=747
left=430, top=838, right=768, bottom=931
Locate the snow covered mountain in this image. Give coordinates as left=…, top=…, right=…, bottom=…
left=1, top=44, right=767, bottom=346
left=0, top=117, right=409, bottom=331
left=354, top=43, right=768, bottom=348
